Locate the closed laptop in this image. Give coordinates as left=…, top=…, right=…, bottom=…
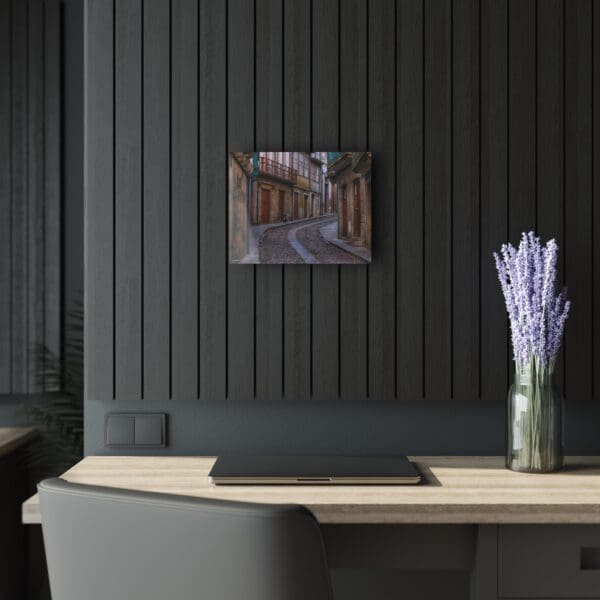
left=209, top=455, right=421, bottom=485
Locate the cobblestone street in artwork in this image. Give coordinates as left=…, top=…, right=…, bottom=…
left=259, top=216, right=365, bottom=264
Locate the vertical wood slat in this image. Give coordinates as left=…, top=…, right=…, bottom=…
left=536, top=0, right=564, bottom=393
left=452, top=0, right=480, bottom=401
left=424, top=0, right=452, bottom=401
left=0, top=0, right=11, bottom=392
left=311, top=0, right=339, bottom=401
left=114, top=0, right=142, bottom=399
left=396, top=0, right=423, bottom=401
left=368, top=0, right=395, bottom=400
left=594, top=1, right=600, bottom=401
left=171, top=0, right=198, bottom=400
left=508, top=0, right=536, bottom=241
left=199, top=0, right=227, bottom=401
left=44, top=0, right=62, bottom=366
left=11, top=0, right=29, bottom=393
left=143, top=0, right=170, bottom=401
left=339, top=0, right=368, bottom=402
left=85, top=0, right=114, bottom=402
left=255, top=0, right=283, bottom=401
left=227, top=0, right=255, bottom=402
left=565, top=0, right=592, bottom=401
left=283, top=0, right=311, bottom=402
left=27, top=0, right=45, bottom=393
left=480, top=0, right=508, bottom=403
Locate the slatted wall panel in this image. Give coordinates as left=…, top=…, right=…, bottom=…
left=84, top=0, right=600, bottom=406
left=0, top=0, right=62, bottom=394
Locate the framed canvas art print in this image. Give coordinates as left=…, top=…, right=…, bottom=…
left=229, top=152, right=372, bottom=264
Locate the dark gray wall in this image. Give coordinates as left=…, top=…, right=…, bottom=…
left=84, top=0, right=600, bottom=455
left=0, top=0, right=62, bottom=395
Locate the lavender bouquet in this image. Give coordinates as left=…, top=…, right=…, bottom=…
left=494, top=232, right=570, bottom=472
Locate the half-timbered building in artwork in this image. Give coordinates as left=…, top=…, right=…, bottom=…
left=250, top=152, right=329, bottom=225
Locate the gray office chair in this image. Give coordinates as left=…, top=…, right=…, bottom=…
left=38, top=478, right=332, bottom=600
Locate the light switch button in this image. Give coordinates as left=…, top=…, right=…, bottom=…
left=105, top=415, right=135, bottom=446
left=134, top=414, right=165, bottom=447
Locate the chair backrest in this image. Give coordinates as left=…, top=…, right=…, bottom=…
left=39, top=478, right=332, bottom=600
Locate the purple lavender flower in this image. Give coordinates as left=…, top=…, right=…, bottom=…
left=493, top=232, right=570, bottom=372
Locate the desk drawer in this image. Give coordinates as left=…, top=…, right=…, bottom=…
left=499, top=525, right=600, bottom=598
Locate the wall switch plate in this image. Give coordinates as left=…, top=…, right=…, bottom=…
left=105, top=413, right=167, bottom=448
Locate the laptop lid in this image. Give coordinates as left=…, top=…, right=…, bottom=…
left=209, top=455, right=421, bottom=485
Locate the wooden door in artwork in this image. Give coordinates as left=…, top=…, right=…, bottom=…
left=293, top=191, right=299, bottom=220
left=352, top=178, right=361, bottom=238
left=260, top=187, right=270, bottom=224
left=341, top=184, right=348, bottom=237
left=278, top=190, right=284, bottom=221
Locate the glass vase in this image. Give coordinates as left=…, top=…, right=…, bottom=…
left=506, top=364, right=563, bottom=473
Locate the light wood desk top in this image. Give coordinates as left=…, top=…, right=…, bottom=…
left=22, top=455, right=600, bottom=525
left=0, top=427, right=35, bottom=459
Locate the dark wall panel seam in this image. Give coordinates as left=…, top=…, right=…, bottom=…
left=337, top=0, right=341, bottom=399
left=365, top=0, right=369, bottom=399
left=310, top=263, right=313, bottom=397
left=140, top=0, right=144, bottom=399
left=24, top=0, right=30, bottom=393
left=309, top=0, right=313, bottom=399
left=252, top=0, right=257, bottom=400
left=197, top=0, right=200, bottom=400
left=112, top=0, right=116, bottom=400
left=281, top=265, right=284, bottom=397
left=506, top=0, right=511, bottom=385
left=253, top=265, right=257, bottom=398
left=450, top=0, right=454, bottom=400
left=535, top=0, right=538, bottom=230
left=421, top=0, right=425, bottom=400
left=281, top=0, right=285, bottom=400
left=167, top=0, right=173, bottom=399
left=562, top=0, right=566, bottom=393
left=225, top=0, right=229, bottom=400
left=393, top=0, right=397, bottom=400
left=58, top=0, right=65, bottom=367
left=25, top=0, right=29, bottom=394
left=42, top=0, right=47, bottom=378
left=9, top=0, right=13, bottom=392
left=478, top=0, right=482, bottom=400
left=590, top=0, right=594, bottom=400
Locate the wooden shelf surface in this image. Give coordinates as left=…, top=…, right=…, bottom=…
left=22, top=455, right=600, bottom=525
